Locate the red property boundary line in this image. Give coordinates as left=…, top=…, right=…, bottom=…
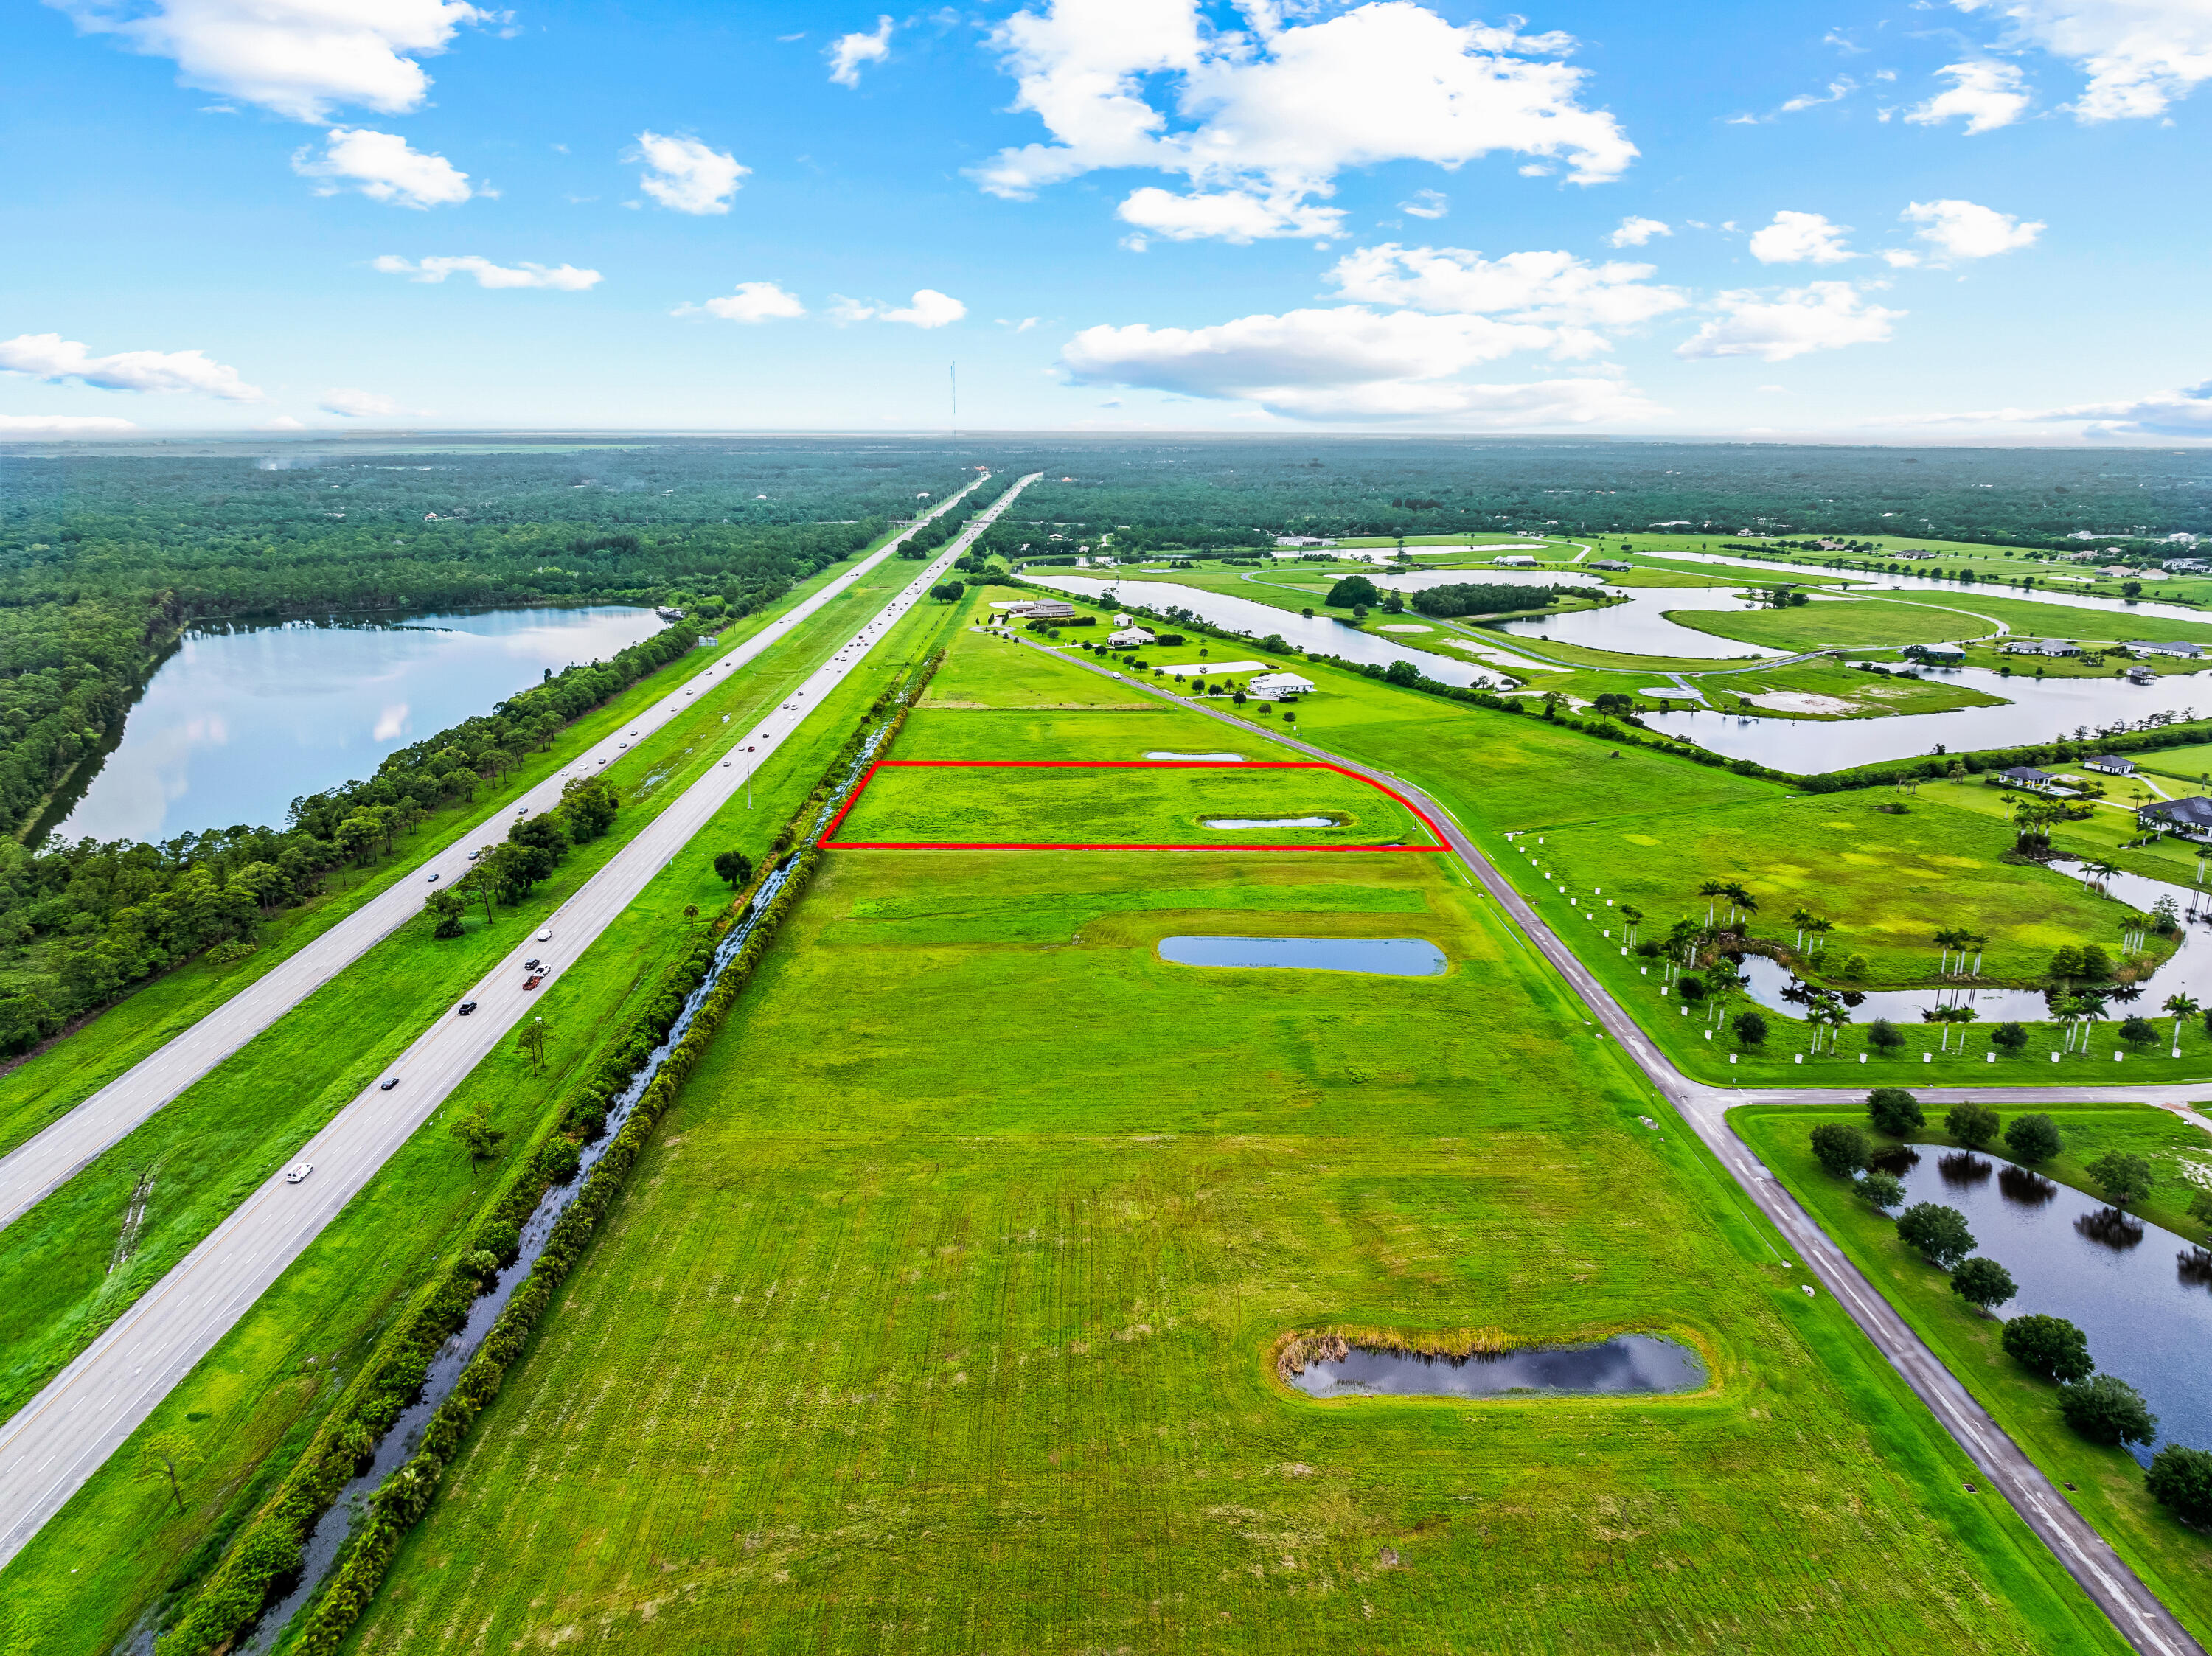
left=821, top=759, right=1450, bottom=852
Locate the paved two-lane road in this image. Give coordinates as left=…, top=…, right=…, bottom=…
left=0, top=478, right=993, bottom=1236
left=0, top=476, right=1040, bottom=1568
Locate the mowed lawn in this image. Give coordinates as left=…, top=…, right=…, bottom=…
left=1670, top=598, right=1999, bottom=652
left=833, top=762, right=1436, bottom=847
left=348, top=846, right=2116, bottom=1655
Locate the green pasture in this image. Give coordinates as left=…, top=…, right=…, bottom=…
left=0, top=548, right=886, bottom=1163
left=1672, top=598, right=2000, bottom=652
left=0, top=581, right=966, bottom=1656
left=2126, top=742, right=2212, bottom=784
left=0, top=560, right=944, bottom=1434
left=835, top=760, right=1432, bottom=847
left=348, top=846, right=2116, bottom=1654
left=1734, top=1105, right=2212, bottom=1643
left=1666, top=660, right=2007, bottom=720
left=1910, top=780, right=2210, bottom=885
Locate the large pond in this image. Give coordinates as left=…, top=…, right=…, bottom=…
left=1290, top=1335, right=1705, bottom=1398
left=1363, top=569, right=1787, bottom=663
left=49, top=605, right=664, bottom=843
left=1158, top=936, right=1446, bottom=976
left=1877, top=1146, right=2212, bottom=1464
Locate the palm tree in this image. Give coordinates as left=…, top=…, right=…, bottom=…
left=1730, top=886, right=1759, bottom=930
left=2164, top=992, right=2199, bottom=1054
left=1805, top=916, right=1834, bottom=956
left=1948, top=1004, right=1980, bottom=1054
left=1790, top=907, right=1816, bottom=951
left=1808, top=1001, right=1847, bottom=1055
left=1618, top=904, right=1644, bottom=948
left=1932, top=928, right=1969, bottom=976
left=1697, top=880, right=1728, bottom=928
left=2080, top=857, right=2121, bottom=895
left=1966, top=932, right=1989, bottom=976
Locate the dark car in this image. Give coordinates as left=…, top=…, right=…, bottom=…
left=456, top=1001, right=477, bottom=1016
left=379, top=1076, right=400, bottom=1091
left=524, top=974, right=545, bottom=991
left=523, top=957, right=543, bottom=971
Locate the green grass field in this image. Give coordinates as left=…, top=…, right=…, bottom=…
left=344, top=840, right=2119, bottom=1653
left=0, top=574, right=967, bottom=1656
left=833, top=760, right=1434, bottom=847
left=1673, top=599, right=2000, bottom=652
left=2127, top=742, right=2212, bottom=785
left=1734, top=1105, right=2212, bottom=1643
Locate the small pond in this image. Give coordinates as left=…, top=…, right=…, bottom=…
left=1200, top=815, right=1341, bottom=829
left=49, top=604, right=665, bottom=843
left=1146, top=751, right=1245, bottom=761
left=1291, top=1335, right=1705, bottom=1398
left=1158, top=936, right=1445, bottom=976
left=1877, top=1147, right=2212, bottom=1464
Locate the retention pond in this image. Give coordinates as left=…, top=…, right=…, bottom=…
left=1875, top=1147, right=2212, bottom=1464
left=1288, top=1335, right=1706, bottom=1399
left=1158, top=936, right=1445, bottom=975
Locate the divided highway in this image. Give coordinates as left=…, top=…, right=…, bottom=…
left=0, top=476, right=990, bottom=1235
left=1019, top=635, right=2209, bottom=1656
left=0, top=473, right=1040, bottom=1566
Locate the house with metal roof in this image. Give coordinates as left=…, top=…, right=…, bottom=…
left=2081, top=754, right=2138, bottom=775
left=2126, top=640, right=2202, bottom=658
left=1997, top=765, right=2059, bottom=790
left=2140, top=796, right=2212, bottom=838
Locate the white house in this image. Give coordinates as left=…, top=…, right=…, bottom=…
left=1106, top=627, right=1155, bottom=648
left=2128, top=639, right=2202, bottom=658
left=2081, top=754, right=2137, bottom=775
left=1493, top=554, right=1539, bottom=568
left=1248, top=672, right=1315, bottom=700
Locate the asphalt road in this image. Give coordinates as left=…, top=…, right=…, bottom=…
left=0, top=474, right=1040, bottom=1568
left=0, top=476, right=993, bottom=1237
left=1018, top=633, right=2208, bottom=1656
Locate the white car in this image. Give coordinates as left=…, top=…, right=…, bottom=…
left=285, top=1161, right=313, bottom=1185
left=425, top=871, right=439, bottom=882
left=537, top=928, right=552, bottom=942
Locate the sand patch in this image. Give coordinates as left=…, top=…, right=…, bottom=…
left=1745, top=690, right=1860, bottom=715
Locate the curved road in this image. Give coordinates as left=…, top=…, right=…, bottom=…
left=1020, top=632, right=2208, bottom=1656
left=0, top=476, right=1043, bottom=1568
left=0, top=476, right=992, bottom=1236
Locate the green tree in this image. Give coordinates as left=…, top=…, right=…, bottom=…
left=1326, top=574, right=1380, bottom=608
left=2003, top=1313, right=2094, bottom=1382
left=2190, top=1187, right=2212, bottom=1231
left=449, top=1105, right=507, bottom=1163
left=1855, top=1169, right=1906, bottom=1207
left=2079, top=943, right=2114, bottom=980
left=1731, top=1009, right=1769, bottom=1047
left=1866, top=1087, right=1924, bottom=1136
left=1896, top=1202, right=1976, bottom=1269
left=2004, top=1112, right=2062, bottom=1163
left=138, top=1431, right=202, bottom=1516
left=2057, top=1374, right=2157, bottom=1447
left=712, top=849, right=754, bottom=891
left=1868, top=1018, right=1906, bottom=1053
left=2146, top=1444, right=2212, bottom=1528
left=516, top=1017, right=548, bottom=1076
left=1945, top=1102, right=2000, bottom=1149
left=425, top=888, right=467, bottom=939
left=2083, top=1151, right=2153, bottom=1208
left=1950, top=1256, right=2018, bottom=1311
left=1991, top=1021, right=2029, bottom=1053
left=2117, top=1015, right=2158, bottom=1051
left=2048, top=944, right=2084, bottom=981
left=1810, top=1122, right=1869, bottom=1177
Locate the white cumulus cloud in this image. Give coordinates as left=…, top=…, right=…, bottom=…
left=372, top=254, right=602, bottom=289
left=1905, top=60, right=2034, bottom=132
left=1400, top=189, right=1449, bottom=219
left=833, top=289, right=967, bottom=328
left=1117, top=187, right=1343, bottom=243
left=1608, top=215, right=1669, bottom=247
left=1874, top=379, right=2212, bottom=438
left=292, top=128, right=475, bottom=207
left=1327, top=243, right=1686, bottom=331
left=1677, top=282, right=1902, bottom=361
left=674, top=281, right=807, bottom=322
left=318, top=387, right=400, bottom=417
left=1902, top=198, right=2045, bottom=260
left=1060, top=305, right=1660, bottom=422
left=0, top=414, right=139, bottom=433
left=827, top=15, right=893, bottom=86
left=1950, top=0, right=2212, bottom=120
left=628, top=131, right=747, bottom=215
left=45, top=0, right=490, bottom=121
left=1748, top=210, right=1854, bottom=264
left=0, top=332, right=262, bottom=400
left=975, top=0, right=1636, bottom=245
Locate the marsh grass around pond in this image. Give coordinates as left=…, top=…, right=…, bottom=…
left=1736, top=1105, right=2212, bottom=1645
left=341, top=844, right=2119, bottom=1654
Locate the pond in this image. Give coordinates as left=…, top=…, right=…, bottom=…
left=1200, top=815, right=1340, bottom=829
left=1290, top=1335, right=1705, bottom=1399
left=1026, top=575, right=1491, bottom=686
left=1145, top=751, right=1245, bottom=761
left=1643, top=664, right=2208, bottom=772
left=47, top=605, right=665, bottom=844
left=1876, top=1146, right=2212, bottom=1464
left=1158, top=936, right=1446, bottom=976
left=1363, top=570, right=1789, bottom=664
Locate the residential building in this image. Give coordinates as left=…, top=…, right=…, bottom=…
left=2002, top=639, right=2081, bottom=657
left=1248, top=672, right=1316, bottom=700
left=1106, top=627, right=1155, bottom=648
left=1008, top=599, right=1077, bottom=622
left=2140, top=796, right=2212, bottom=838
left=2081, top=755, right=2138, bottom=776
left=2128, top=666, right=2158, bottom=684
left=1901, top=644, right=1964, bottom=664
left=1493, top=554, right=1539, bottom=567
left=2100, top=566, right=2138, bottom=579
left=2126, top=640, right=2202, bottom=658
left=1997, top=765, right=2058, bottom=790
left=1588, top=559, right=1632, bottom=572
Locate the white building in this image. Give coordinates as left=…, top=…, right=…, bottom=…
left=1106, top=627, right=1155, bottom=648
left=1248, top=672, right=1315, bottom=700
left=1493, top=554, right=1539, bottom=567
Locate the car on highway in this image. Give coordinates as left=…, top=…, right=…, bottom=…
left=457, top=1000, right=477, bottom=1016
left=537, top=928, right=552, bottom=941
left=425, top=871, right=439, bottom=881
left=524, top=956, right=542, bottom=970
left=379, top=1076, right=400, bottom=1091
left=284, top=1161, right=313, bottom=1184
left=524, top=974, right=545, bottom=991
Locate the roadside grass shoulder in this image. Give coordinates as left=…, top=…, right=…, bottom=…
left=344, top=843, right=2118, bottom=1653
left=1733, top=1104, right=2212, bottom=1646
left=0, top=580, right=960, bottom=1656
left=0, top=563, right=925, bottom=1433
left=0, top=551, right=880, bottom=1163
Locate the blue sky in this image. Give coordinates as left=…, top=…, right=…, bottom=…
left=4, top=0, right=2209, bottom=439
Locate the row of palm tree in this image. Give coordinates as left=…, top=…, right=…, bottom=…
left=1788, top=908, right=1835, bottom=953
left=1697, top=879, right=1758, bottom=928
left=1932, top=927, right=1989, bottom=977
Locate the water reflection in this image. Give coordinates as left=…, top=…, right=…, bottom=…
left=1939, top=1152, right=1994, bottom=1188
left=1888, top=1147, right=2212, bottom=1462
left=2180, top=1249, right=2212, bottom=1290
left=1868, top=1145, right=1922, bottom=1177
left=1290, top=1335, right=1705, bottom=1398
left=1158, top=935, right=1447, bottom=976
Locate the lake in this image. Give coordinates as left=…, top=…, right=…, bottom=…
left=49, top=605, right=666, bottom=844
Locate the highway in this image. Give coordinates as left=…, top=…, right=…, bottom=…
left=0, top=475, right=990, bottom=1236
left=1019, top=633, right=2209, bottom=1656
left=0, top=473, right=1041, bottom=1567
